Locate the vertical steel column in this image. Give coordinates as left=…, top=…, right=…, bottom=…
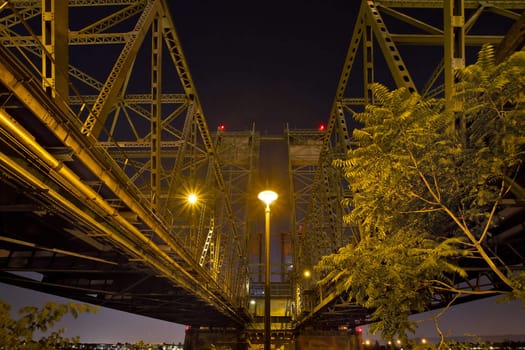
left=151, top=16, right=162, bottom=211
left=444, top=0, right=465, bottom=115
left=363, top=24, right=374, bottom=104
left=41, top=0, right=68, bottom=100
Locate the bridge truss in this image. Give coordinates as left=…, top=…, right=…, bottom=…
left=291, top=0, right=525, bottom=330
left=0, top=0, right=524, bottom=344
left=0, top=0, right=257, bottom=327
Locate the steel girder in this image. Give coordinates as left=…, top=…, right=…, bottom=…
left=293, top=0, right=525, bottom=330
left=335, top=0, right=525, bottom=273
left=214, top=127, right=260, bottom=300
left=288, top=104, right=361, bottom=329
left=0, top=0, right=251, bottom=326
left=286, top=113, right=356, bottom=321
left=335, top=0, right=525, bottom=111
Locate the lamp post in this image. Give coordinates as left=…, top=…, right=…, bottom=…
left=258, top=190, right=278, bottom=350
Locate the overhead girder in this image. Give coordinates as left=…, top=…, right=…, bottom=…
left=286, top=110, right=355, bottom=318
left=1, top=0, right=523, bottom=334
left=1, top=0, right=230, bottom=220
left=74, top=2, right=146, bottom=35
left=213, top=128, right=260, bottom=297
left=286, top=127, right=324, bottom=314
left=495, top=9, right=525, bottom=63
left=41, top=0, right=68, bottom=98
left=292, top=0, right=525, bottom=330
left=0, top=101, right=245, bottom=325
left=0, top=0, right=251, bottom=326
left=80, top=0, right=160, bottom=137
left=370, top=1, right=525, bottom=8
left=1, top=1, right=235, bottom=239
left=295, top=102, right=353, bottom=276
left=334, top=0, right=525, bottom=113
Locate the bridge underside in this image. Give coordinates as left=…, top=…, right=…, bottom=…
left=0, top=1, right=524, bottom=347
left=0, top=45, right=246, bottom=327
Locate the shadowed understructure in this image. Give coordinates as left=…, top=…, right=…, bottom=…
left=0, top=1, right=524, bottom=348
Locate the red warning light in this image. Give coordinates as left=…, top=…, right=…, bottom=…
left=356, top=327, right=363, bottom=334
left=319, top=123, right=325, bottom=132
left=218, top=123, right=226, bottom=132
left=185, top=325, right=191, bottom=332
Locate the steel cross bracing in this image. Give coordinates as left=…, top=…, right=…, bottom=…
left=292, top=0, right=525, bottom=329
left=335, top=0, right=525, bottom=111
left=287, top=107, right=360, bottom=329
left=0, top=0, right=524, bottom=334
left=0, top=0, right=255, bottom=327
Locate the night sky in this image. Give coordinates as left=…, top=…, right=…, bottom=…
left=2, top=0, right=525, bottom=345
left=169, top=0, right=354, bottom=133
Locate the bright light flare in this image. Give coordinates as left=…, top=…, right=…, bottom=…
left=187, top=193, right=198, bottom=204
left=258, top=190, right=278, bottom=206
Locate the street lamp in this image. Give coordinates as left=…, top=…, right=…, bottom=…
left=258, top=190, right=278, bottom=350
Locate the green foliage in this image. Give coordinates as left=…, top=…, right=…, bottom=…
left=0, top=299, right=98, bottom=349
left=316, top=45, right=525, bottom=341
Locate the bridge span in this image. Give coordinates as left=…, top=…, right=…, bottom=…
left=1, top=1, right=524, bottom=349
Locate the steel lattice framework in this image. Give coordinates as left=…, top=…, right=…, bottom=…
left=292, top=0, right=525, bottom=329
left=0, top=0, right=524, bottom=339
left=0, top=0, right=257, bottom=327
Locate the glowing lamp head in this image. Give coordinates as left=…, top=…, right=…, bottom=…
left=258, top=190, right=278, bottom=206
left=319, top=123, right=325, bottom=131
left=218, top=123, right=226, bottom=131
left=187, top=193, right=198, bottom=204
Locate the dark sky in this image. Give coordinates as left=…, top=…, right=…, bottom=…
left=169, top=0, right=355, bottom=133
left=2, top=0, right=525, bottom=345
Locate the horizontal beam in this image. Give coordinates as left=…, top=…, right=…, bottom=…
left=391, top=34, right=503, bottom=45
left=376, top=0, right=525, bottom=9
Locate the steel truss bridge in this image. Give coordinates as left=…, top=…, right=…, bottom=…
left=0, top=0, right=524, bottom=347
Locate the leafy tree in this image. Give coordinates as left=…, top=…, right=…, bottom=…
left=0, top=299, right=98, bottom=349
left=132, top=340, right=146, bottom=349
left=315, top=45, right=525, bottom=343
